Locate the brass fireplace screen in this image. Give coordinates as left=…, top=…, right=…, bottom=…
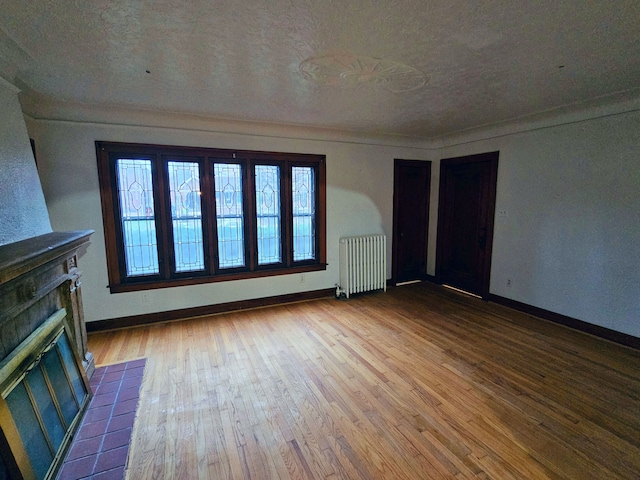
left=0, top=308, right=90, bottom=480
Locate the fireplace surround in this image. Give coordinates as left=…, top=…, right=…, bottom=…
left=0, top=231, right=93, bottom=479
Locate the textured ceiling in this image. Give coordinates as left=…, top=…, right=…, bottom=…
left=1, top=0, right=639, bottom=139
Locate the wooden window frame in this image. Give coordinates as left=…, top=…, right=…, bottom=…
left=96, top=142, right=326, bottom=293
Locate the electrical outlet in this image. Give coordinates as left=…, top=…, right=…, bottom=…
left=142, top=292, right=151, bottom=303
left=300, top=273, right=305, bottom=284
left=506, top=278, right=512, bottom=288
left=498, top=210, right=508, bottom=218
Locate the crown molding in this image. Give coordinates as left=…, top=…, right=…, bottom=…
left=19, top=87, right=640, bottom=152
left=432, top=89, right=640, bottom=149
left=19, top=92, right=434, bottom=151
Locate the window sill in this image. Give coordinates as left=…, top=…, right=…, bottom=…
left=107, top=263, right=328, bottom=293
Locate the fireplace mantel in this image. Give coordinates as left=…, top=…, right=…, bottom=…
left=0, top=230, right=94, bottom=479
left=0, top=230, right=94, bottom=378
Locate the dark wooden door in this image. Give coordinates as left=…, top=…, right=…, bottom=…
left=436, top=152, right=498, bottom=298
left=392, top=160, right=431, bottom=284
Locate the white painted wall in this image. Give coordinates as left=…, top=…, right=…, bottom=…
left=27, top=115, right=431, bottom=322
left=0, top=81, right=51, bottom=245
left=438, top=109, right=640, bottom=337
left=24, top=99, right=640, bottom=339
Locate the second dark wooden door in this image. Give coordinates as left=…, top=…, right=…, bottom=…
left=436, top=152, right=498, bottom=298
left=392, top=160, right=431, bottom=284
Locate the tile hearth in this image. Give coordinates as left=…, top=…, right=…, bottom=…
left=57, top=359, right=146, bottom=480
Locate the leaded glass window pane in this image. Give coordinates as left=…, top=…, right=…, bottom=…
left=116, top=159, right=159, bottom=276
left=255, top=165, right=281, bottom=265
left=168, top=161, right=205, bottom=273
left=292, top=166, right=316, bottom=261
left=214, top=163, right=245, bottom=268
left=98, top=142, right=326, bottom=289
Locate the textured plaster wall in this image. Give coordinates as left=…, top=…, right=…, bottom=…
left=28, top=117, right=431, bottom=322
left=439, top=109, right=640, bottom=338
left=0, top=82, right=51, bottom=245
left=27, top=102, right=640, bottom=338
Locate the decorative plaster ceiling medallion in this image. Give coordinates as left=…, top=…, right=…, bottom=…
left=300, top=53, right=426, bottom=93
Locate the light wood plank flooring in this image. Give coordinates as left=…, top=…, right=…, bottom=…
left=88, top=282, right=640, bottom=479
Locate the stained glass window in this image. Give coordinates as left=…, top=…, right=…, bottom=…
left=97, top=142, right=325, bottom=291
left=255, top=165, right=281, bottom=265
left=214, top=163, right=245, bottom=268
left=116, top=159, right=159, bottom=276
left=292, top=166, right=316, bottom=261
left=168, top=161, right=205, bottom=273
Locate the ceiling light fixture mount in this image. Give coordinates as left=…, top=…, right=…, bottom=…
left=300, top=52, right=426, bottom=93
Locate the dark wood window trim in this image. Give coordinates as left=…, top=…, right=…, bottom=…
left=96, top=141, right=326, bottom=293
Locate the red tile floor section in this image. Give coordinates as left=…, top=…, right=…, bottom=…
left=57, top=359, right=146, bottom=480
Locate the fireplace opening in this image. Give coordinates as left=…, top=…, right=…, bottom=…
left=0, top=308, right=90, bottom=479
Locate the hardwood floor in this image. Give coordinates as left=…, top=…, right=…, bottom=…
left=88, top=282, right=640, bottom=479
